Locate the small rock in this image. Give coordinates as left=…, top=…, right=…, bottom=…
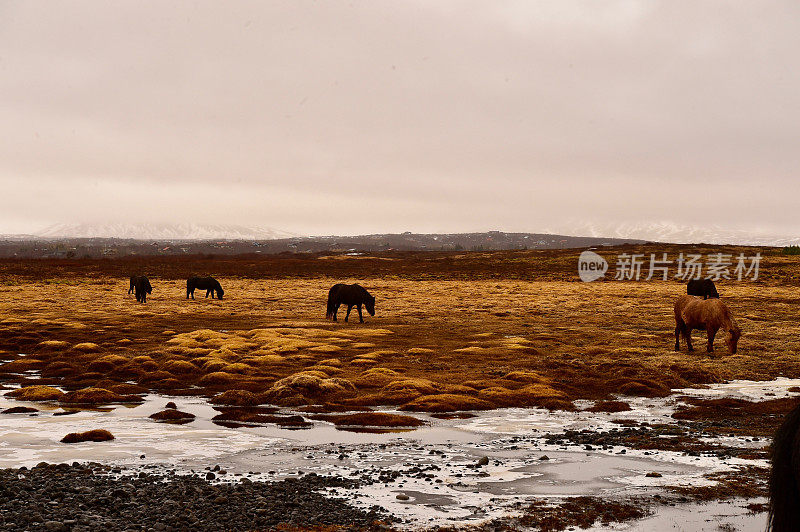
left=476, top=456, right=489, bottom=467
left=395, top=493, right=410, bottom=501
left=646, top=472, right=663, bottom=478
left=538, top=455, right=550, bottom=461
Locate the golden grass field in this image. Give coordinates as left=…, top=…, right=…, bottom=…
left=1, top=245, right=799, bottom=418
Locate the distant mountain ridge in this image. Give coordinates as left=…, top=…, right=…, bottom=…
left=0, top=230, right=647, bottom=258
left=2, top=221, right=797, bottom=247
left=33, top=223, right=298, bottom=241
left=550, top=222, right=800, bottom=247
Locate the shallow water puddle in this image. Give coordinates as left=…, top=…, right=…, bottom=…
left=1, top=378, right=794, bottom=530
left=586, top=499, right=768, bottom=532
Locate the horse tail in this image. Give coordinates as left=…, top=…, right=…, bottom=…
left=326, top=286, right=337, bottom=319
left=769, top=403, right=800, bottom=531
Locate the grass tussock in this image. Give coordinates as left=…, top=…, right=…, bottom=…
left=60, top=429, right=115, bottom=444
left=400, top=393, right=493, bottom=412
left=59, top=387, right=143, bottom=405
left=209, top=389, right=265, bottom=406
left=5, top=385, right=64, bottom=401
left=314, top=412, right=425, bottom=428
left=264, top=372, right=357, bottom=405
left=72, top=343, right=102, bottom=352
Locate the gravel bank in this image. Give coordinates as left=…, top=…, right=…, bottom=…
left=0, top=462, right=392, bottom=531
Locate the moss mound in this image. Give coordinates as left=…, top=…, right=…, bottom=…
left=400, top=394, right=493, bottom=413
left=209, top=390, right=264, bottom=406
left=149, top=409, right=196, bottom=423
left=5, top=385, right=64, bottom=402
left=61, top=429, right=115, bottom=443
left=59, top=387, right=143, bottom=405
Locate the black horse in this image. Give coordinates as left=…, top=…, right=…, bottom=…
left=187, top=277, right=224, bottom=299
left=326, top=284, right=375, bottom=323
left=687, top=279, right=719, bottom=299
left=768, top=403, right=800, bottom=531
left=129, top=276, right=152, bottom=303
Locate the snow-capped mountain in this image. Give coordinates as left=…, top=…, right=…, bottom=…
left=34, top=223, right=299, bottom=241
left=552, top=221, right=800, bottom=246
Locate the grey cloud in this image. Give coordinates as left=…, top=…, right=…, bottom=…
left=1, top=1, right=798, bottom=236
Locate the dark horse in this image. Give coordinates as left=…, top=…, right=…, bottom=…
left=687, top=278, right=719, bottom=299
left=187, top=277, right=224, bottom=299
left=326, top=284, right=375, bottom=323
left=768, top=402, right=800, bottom=531
left=129, top=276, right=152, bottom=303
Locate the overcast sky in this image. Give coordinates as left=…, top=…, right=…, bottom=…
left=1, top=1, right=798, bottom=237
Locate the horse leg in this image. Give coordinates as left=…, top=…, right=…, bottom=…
left=706, top=327, right=716, bottom=353
left=205, top=289, right=210, bottom=298
left=684, top=326, right=694, bottom=352
left=332, top=304, right=338, bottom=321
left=674, top=325, right=681, bottom=351
left=345, top=305, right=352, bottom=322
left=357, top=304, right=364, bottom=323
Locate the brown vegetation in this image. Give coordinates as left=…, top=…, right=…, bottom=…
left=5, top=385, right=64, bottom=402
left=311, top=412, right=425, bottom=428
left=59, top=388, right=143, bottom=405
left=0, top=245, right=798, bottom=412
left=60, top=429, right=115, bottom=443
left=149, top=409, right=196, bottom=423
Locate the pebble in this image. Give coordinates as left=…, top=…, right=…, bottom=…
left=0, top=462, right=391, bottom=530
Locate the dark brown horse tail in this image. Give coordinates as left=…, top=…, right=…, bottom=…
left=326, top=286, right=336, bottom=319
left=769, top=403, right=800, bottom=531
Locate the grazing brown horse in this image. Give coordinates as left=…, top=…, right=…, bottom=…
left=326, top=284, right=375, bottom=323
left=674, top=294, right=740, bottom=354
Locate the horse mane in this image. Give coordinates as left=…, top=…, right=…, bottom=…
left=716, top=301, right=740, bottom=334
left=769, top=403, right=800, bottom=531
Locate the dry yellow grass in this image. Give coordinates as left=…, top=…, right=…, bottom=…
left=5, top=385, right=64, bottom=401
left=0, top=251, right=798, bottom=411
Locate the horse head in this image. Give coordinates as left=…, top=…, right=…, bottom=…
left=365, top=294, right=375, bottom=316
left=726, top=326, right=741, bottom=353
left=216, top=286, right=224, bottom=300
